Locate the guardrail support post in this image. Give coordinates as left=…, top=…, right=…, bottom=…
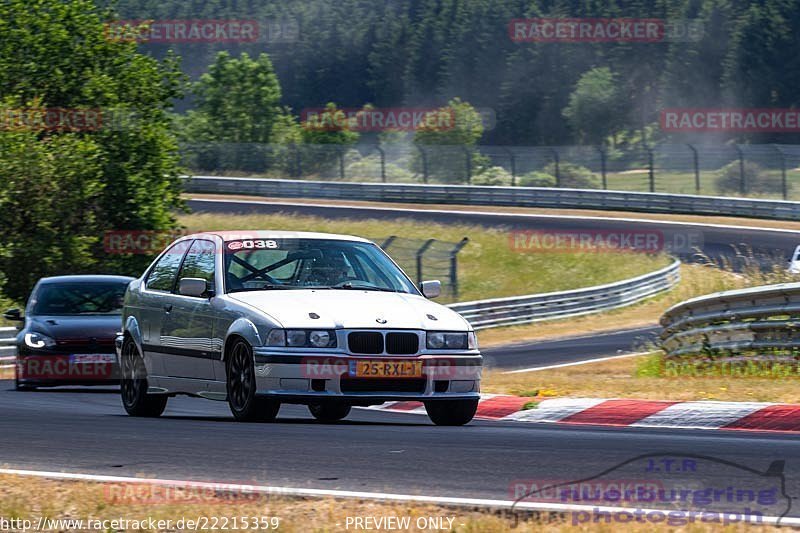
left=416, top=238, right=436, bottom=286
left=415, top=144, right=428, bottom=184
left=550, top=148, right=561, bottom=187
left=735, top=145, right=746, bottom=195
left=687, top=143, right=700, bottom=194
left=449, top=237, right=469, bottom=299
left=647, top=147, right=655, bottom=192
left=376, top=145, right=387, bottom=183
left=290, top=143, right=302, bottom=178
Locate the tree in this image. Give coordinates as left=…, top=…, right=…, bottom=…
left=0, top=0, right=185, bottom=301
left=563, top=68, right=626, bottom=145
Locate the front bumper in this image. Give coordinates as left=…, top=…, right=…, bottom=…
left=251, top=349, right=482, bottom=405
left=15, top=353, right=120, bottom=386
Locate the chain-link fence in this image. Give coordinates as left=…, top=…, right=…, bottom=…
left=377, top=236, right=468, bottom=300
left=181, top=142, right=800, bottom=200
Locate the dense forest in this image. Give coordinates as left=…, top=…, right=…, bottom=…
left=104, top=0, right=800, bottom=146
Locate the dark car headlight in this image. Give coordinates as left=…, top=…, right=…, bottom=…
left=24, top=332, right=56, bottom=349
left=426, top=331, right=477, bottom=350
left=266, top=329, right=337, bottom=348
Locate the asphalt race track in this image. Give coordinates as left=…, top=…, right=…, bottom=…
left=1, top=380, right=799, bottom=518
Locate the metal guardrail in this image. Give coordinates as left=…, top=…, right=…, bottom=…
left=448, top=260, right=680, bottom=330
left=660, top=282, right=800, bottom=358
left=184, top=176, right=800, bottom=221
left=0, top=326, right=17, bottom=361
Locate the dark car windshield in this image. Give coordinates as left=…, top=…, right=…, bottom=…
left=31, top=282, right=129, bottom=316
left=224, top=238, right=418, bottom=294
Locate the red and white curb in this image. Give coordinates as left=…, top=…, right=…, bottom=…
left=367, top=396, right=800, bottom=433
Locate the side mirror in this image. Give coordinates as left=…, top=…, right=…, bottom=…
left=420, top=280, right=441, bottom=299
left=3, top=308, right=22, bottom=321
left=178, top=278, right=212, bottom=298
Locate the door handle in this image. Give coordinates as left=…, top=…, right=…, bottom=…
left=164, top=304, right=173, bottom=312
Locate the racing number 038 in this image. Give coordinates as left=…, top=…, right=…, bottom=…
left=227, top=240, right=278, bottom=251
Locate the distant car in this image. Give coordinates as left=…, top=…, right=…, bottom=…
left=117, top=231, right=482, bottom=425
left=5, top=275, right=134, bottom=390
left=789, top=245, right=800, bottom=274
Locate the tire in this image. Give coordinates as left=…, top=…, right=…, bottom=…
left=308, top=402, right=351, bottom=423
left=120, top=337, right=168, bottom=417
left=226, top=339, right=280, bottom=422
left=424, top=399, right=479, bottom=426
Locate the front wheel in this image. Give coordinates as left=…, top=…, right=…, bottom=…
left=308, top=402, right=351, bottom=423
left=424, top=399, right=478, bottom=426
left=120, top=337, right=168, bottom=417
left=226, top=339, right=280, bottom=422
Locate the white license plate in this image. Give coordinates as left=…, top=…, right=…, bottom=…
left=69, top=354, right=115, bottom=364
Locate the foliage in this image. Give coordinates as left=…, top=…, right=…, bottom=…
left=542, top=162, right=601, bottom=189
left=0, top=0, right=185, bottom=301
left=715, top=161, right=787, bottom=195
left=472, top=166, right=513, bottom=186
left=563, top=68, right=626, bottom=145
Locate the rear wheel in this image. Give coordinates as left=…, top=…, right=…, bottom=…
left=308, top=402, right=351, bottom=423
left=120, top=337, right=168, bottom=417
left=226, top=339, right=280, bottom=422
left=424, top=399, right=478, bottom=426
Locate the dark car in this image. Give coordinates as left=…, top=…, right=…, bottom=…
left=4, top=275, right=134, bottom=390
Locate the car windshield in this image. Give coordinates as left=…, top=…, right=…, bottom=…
left=224, top=238, right=418, bottom=294
left=31, top=282, right=129, bottom=316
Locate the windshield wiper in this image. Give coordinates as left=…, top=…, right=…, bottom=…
left=228, top=284, right=296, bottom=293
left=334, top=283, right=402, bottom=293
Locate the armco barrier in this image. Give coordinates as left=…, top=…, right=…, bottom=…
left=0, top=326, right=17, bottom=361
left=184, top=176, right=800, bottom=220
left=660, top=282, right=800, bottom=357
left=449, top=260, right=680, bottom=330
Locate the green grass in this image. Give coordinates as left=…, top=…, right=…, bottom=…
left=180, top=213, right=671, bottom=303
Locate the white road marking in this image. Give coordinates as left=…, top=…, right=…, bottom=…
left=501, top=351, right=651, bottom=374
left=504, top=398, right=607, bottom=422
left=0, top=467, right=795, bottom=525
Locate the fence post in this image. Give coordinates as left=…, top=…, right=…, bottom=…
left=463, top=146, right=472, bottom=184
left=375, top=145, right=386, bottom=183
left=415, top=144, right=429, bottom=183
left=380, top=235, right=396, bottom=250
left=415, top=239, right=436, bottom=286
left=645, top=146, right=655, bottom=192
left=290, top=143, right=302, bottom=178
left=337, top=147, right=346, bottom=180
left=503, top=147, right=517, bottom=186
left=449, top=237, right=469, bottom=300
left=686, top=143, right=700, bottom=195
left=550, top=148, right=561, bottom=187
left=735, top=145, right=746, bottom=195
left=774, top=145, right=788, bottom=200
left=596, top=146, right=607, bottom=189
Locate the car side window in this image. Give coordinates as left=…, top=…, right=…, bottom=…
left=146, top=240, right=192, bottom=292
left=177, top=239, right=216, bottom=290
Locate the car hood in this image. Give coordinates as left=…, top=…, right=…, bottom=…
left=227, top=289, right=470, bottom=331
left=26, top=315, right=122, bottom=340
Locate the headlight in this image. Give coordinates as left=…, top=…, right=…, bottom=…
left=426, top=332, right=472, bottom=350
left=265, top=329, right=337, bottom=348
left=24, top=332, right=56, bottom=349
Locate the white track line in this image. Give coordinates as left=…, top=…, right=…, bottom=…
left=189, top=197, right=800, bottom=235
left=0, top=468, right=795, bottom=525
left=501, top=351, right=650, bottom=374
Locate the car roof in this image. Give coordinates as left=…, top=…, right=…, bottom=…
left=185, top=230, right=372, bottom=243
left=37, top=275, right=135, bottom=284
